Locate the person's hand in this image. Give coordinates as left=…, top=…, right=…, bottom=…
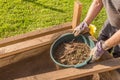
left=73, top=21, right=89, bottom=36
left=90, top=41, right=107, bottom=63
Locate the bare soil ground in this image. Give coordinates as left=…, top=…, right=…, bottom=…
left=54, top=41, right=90, bottom=65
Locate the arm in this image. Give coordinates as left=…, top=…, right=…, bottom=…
left=90, top=30, right=120, bottom=63
left=84, top=0, right=103, bottom=25
left=73, top=0, right=103, bottom=36
left=104, top=30, right=120, bottom=50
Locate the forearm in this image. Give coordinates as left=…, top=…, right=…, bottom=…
left=104, top=30, right=120, bottom=50
left=84, top=0, right=103, bottom=25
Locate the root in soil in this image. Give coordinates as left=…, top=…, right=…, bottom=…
left=54, top=41, right=90, bottom=65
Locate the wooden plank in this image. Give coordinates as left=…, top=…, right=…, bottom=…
left=99, top=71, right=120, bottom=80
left=0, top=29, right=72, bottom=67
left=94, top=53, right=120, bottom=80
left=16, top=57, right=120, bottom=80
left=0, top=45, right=50, bottom=68
left=0, top=50, right=57, bottom=80
left=0, top=22, right=72, bottom=47
left=0, top=29, right=72, bottom=58
left=72, top=1, right=82, bottom=29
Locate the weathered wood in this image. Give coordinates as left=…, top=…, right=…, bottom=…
left=72, top=1, right=82, bottom=29
left=16, top=57, right=120, bottom=80
left=99, top=71, right=120, bottom=80
left=0, top=29, right=72, bottom=58
left=0, top=45, right=50, bottom=68
left=0, top=22, right=72, bottom=47
left=94, top=53, right=120, bottom=80
left=0, top=29, right=72, bottom=68
left=0, top=50, right=57, bottom=80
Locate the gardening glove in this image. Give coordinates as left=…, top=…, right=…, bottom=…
left=90, top=41, right=107, bottom=63
left=73, top=21, right=89, bottom=36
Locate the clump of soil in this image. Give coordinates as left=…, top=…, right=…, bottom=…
left=54, top=41, right=90, bottom=65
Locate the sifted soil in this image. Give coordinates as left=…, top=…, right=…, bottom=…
left=54, top=41, right=90, bottom=65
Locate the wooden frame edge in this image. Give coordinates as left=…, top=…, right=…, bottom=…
left=0, top=22, right=72, bottom=47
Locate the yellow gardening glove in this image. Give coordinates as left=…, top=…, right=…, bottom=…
left=89, top=24, right=96, bottom=36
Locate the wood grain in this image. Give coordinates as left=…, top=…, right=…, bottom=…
left=72, top=1, right=82, bottom=29
left=0, top=50, right=57, bottom=80
left=0, top=29, right=72, bottom=67
left=0, top=22, right=72, bottom=47
left=16, top=57, right=120, bottom=80
left=0, top=45, right=50, bottom=68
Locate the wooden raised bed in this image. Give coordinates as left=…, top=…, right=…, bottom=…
left=0, top=22, right=73, bottom=80
left=0, top=1, right=120, bottom=80
left=0, top=22, right=120, bottom=80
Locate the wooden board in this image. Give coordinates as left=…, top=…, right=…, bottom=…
left=0, top=22, right=72, bottom=68
left=0, top=29, right=72, bottom=58
left=99, top=71, right=120, bottom=80
left=0, top=50, right=57, bottom=80
left=16, top=57, right=120, bottom=80
left=0, top=22, right=71, bottom=47
left=72, top=1, right=82, bottom=29
left=93, top=52, right=120, bottom=80
left=0, top=45, right=50, bottom=68
left=0, top=29, right=72, bottom=68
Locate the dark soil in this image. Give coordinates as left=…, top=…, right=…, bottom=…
left=54, top=41, right=90, bottom=65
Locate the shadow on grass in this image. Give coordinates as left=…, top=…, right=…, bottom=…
left=22, top=0, right=65, bottom=13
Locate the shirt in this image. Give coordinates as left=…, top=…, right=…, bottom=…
left=102, top=0, right=120, bottom=28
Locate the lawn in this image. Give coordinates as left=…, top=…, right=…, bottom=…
left=0, top=0, right=107, bottom=39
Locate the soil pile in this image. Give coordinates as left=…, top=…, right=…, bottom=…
left=54, top=41, right=90, bottom=65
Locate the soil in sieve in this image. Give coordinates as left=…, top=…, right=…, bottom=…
left=54, top=41, right=91, bottom=65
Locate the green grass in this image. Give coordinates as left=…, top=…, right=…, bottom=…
left=0, top=0, right=107, bottom=39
